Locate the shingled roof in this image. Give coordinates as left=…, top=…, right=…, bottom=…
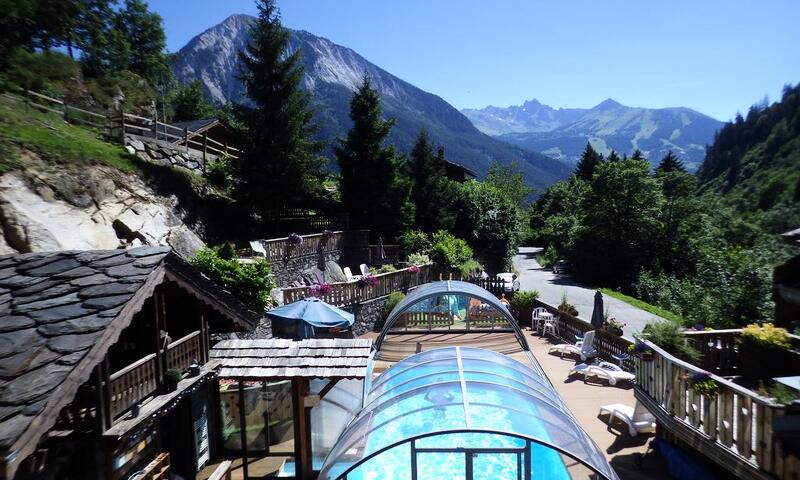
left=0, top=246, right=259, bottom=476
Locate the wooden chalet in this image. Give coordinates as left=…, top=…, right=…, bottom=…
left=443, top=160, right=477, bottom=182
left=0, top=247, right=259, bottom=480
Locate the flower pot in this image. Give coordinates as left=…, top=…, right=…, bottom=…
left=638, top=351, right=654, bottom=362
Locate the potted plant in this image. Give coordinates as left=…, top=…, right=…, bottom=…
left=287, top=232, right=303, bottom=246
left=408, top=265, right=421, bottom=273
left=687, top=371, right=719, bottom=398
left=357, top=274, right=378, bottom=288
left=163, top=368, right=182, bottom=392
left=309, top=283, right=333, bottom=297
left=604, top=317, right=626, bottom=336
left=738, top=323, right=791, bottom=380
left=629, top=341, right=655, bottom=361
left=557, top=292, right=579, bottom=317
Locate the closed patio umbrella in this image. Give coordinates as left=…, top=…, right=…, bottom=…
left=377, top=236, right=386, bottom=265
left=590, top=291, right=604, bottom=329
left=267, top=297, right=354, bottom=339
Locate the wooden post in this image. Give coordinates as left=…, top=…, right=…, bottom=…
left=153, top=291, right=164, bottom=386
left=24, top=89, right=30, bottom=112
left=292, top=379, right=313, bottom=480
left=152, top=115, right=158, bottom=140
left=184, top=127, right=189, bottom=148
left=119, top=107, right=126, bottom=143
left=63, top=101, right=69, bottom=122
left=238, top=381, right=249, bottom=480
left=202, top=132, right=208, bottom=168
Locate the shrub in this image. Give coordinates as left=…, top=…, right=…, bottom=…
left=640, top=320, right=700, bottom=363
left=689, top=372, right=719, bottom=398
left=558, top=292, right=579, bottom=317
left=510, top=290, right=540, bottom=310
left=205, top=155, right=234, bottom=190
left=400, top=230, right=432, bottom=257
left=407, top=252, right=431, bottom=266
left=458, top=259, right=481, bottom=279
left=376, top=264, right=397, bottom=274
left=429, top=230, right=473, bottom=271
left=385, top=291, right=405, bottom=315
left=740, top=323, right=791, bottom=349
left=191, top=246, right=275, bottom=312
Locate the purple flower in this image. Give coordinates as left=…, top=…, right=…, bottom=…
left=322, top=229, right=335, bottom=239
left=695, top=323, right=705, bottom=331
left=358, top=274, right=378, bottom=287
left=634, top=341, right=652, bottom=353
left=691, top=370, right=711, bottom=383
left=408, top=265, right=421, bottom=273
left=287, top=233, right=303, bottom=245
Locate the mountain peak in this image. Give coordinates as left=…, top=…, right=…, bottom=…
left=593, top=98, right=623, bottom=110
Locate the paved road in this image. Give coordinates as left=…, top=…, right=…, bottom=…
left=513, top=247, right=665, bottom=338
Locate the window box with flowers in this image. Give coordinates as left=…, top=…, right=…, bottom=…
left=629, top=341, right=654, bottom=361
left=685, top=371, right=719, bottom=398
left=408, top=265, right=421, bottom=273
left=604, top=318, right=626, bottom=336
left=357, top=275, right=378, bottom=288
left=309, top=283, right=333, bottom=297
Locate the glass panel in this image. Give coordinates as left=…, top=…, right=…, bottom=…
left=472, top=452, right=520, bottom=480
left=265, top=380, right=294, bottom=453
left=415, top=432, right=526, bottom=450
left=218, top=379, right=242, bottom=451
left=370, top=358, right=458, bottom=395
left=529, top=445, right=571, bottom=480
left=368, top=371, right=461, bottom=407
left=417, top=451, right=465, bottom=480
left=311, top=379, right=363, bottom=467
left=341, top=442, right=412, bottom=480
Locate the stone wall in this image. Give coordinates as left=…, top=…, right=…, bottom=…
left=270, top=246, right=371, bottom=287
left=344, top=295, right=392, bottom=336
left=124, top=134, right=211, bottom=175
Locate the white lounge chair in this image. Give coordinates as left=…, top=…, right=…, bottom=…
left=571, top=361, right=635, bottom=386
left=343, top=267, right=361, bottom=282
left=599, top=401, right=656, bottom=437
left=359, top=263, right=371, bottom=276
left=549, top=330, right=598, bottom=361
left=249, top=240, right=267, bottom=257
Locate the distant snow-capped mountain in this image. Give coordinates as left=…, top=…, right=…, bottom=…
left=462, top=97, right=724, bottom=170
left=173, top=15, right=570, bottom=190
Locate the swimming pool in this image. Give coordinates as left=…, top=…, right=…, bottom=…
left=318, top=347, right=615, bottom=480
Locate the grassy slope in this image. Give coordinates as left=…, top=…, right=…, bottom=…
left=598, top=288, right=687, bottom=326
left=0, top=95, right=137, bottom=173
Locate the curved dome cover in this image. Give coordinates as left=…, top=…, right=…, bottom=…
left=318, top=347, right=617, bottom=480
left=375, top=280, right=530, bottom=352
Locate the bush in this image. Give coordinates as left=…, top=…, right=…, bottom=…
left=740, top=322, right=791, bottom=349
left=375, top=264, right=397, bottom=274
left=205, top=155, right=234, bottom=190
left=429, top=230, right=473, bottom=271
left=400, top=230, right=432, bottom=257
left=739, top=323, right=791, bottom=380
left=407, top=252, right=431, bottom=266
left=640, top=320, right=700, bottom=363
left=385, top=291, right=405, bottom=315
left=458, top=259, right=481, bottom=279
left=558, top=292, right=579, bottom=317
left=510, top=290, right=540, bottom=310
left=191, top=246, right=275, bottom=312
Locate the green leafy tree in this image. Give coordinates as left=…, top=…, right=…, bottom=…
left=171, top=80, right=215, bottom=121
left=574, top=142, right=604, bottom=181
left=116, top=0, right=168, bottom=82
left=335, top=76, right=414, bottom=239
left=485, top=160, right=534, bottom=207
left=452, top=180, right=521, bottom=273
left=429, top=230, right=474, bottom=272
left=234, top=0, right=326, bottom=224
left=191, top=246, right=275, bottom=312
left=408, top=132, right=455, bottom=232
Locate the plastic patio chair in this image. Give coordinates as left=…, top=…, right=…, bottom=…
left=549, top=330, right=598, bottom=361
left=359, top=263, right=370, bottom=276
left=599, top=401, right=656, bottom=436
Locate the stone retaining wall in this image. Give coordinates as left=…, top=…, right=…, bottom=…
left=124, top=134, right=212, bottom=175
left=270, top=246, right=371, bottom=287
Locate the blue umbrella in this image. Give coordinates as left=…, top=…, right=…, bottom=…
left=267, top=297, right=354, bottom=339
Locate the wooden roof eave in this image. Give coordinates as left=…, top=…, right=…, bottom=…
left=162, top=254, right=260, bottom=331
left=2, top=265, right=168, bottom=480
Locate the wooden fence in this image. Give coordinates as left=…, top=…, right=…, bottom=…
left=282, top=264, right=433, bottom=306
left=369, top=244, right=400, bottom=265
left=3, top=87, right=241, bottom=163
left=685, top=328, right=800, bottom=377
left=244, top=229, right=370, bottom=263
left=635, top=340, right=798, bottom=480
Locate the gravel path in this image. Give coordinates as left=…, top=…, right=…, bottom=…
left=513, top=247, right=666, bottom=338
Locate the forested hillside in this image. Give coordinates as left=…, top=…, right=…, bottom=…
left=529, top=83, right=800, bottom=329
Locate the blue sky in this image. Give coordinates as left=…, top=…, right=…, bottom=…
left=150, top=0, right=800, bottom=121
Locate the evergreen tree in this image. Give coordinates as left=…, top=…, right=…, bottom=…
left=574, top=142, right=603, bottom=181
left=335, top=76, right=414, bottom=239
left=631, top=149, right=645, bottom=161
left=171, top=80, right=215, bottom=121
left=408, top=131, right=454, bottom=232
left=656, top=150, right=686, bottom=173
left=234, top=0, right=326, bottom=225
left=116, top=0, right=167, bottom=82
left=75, top=0, right=122, bottom=76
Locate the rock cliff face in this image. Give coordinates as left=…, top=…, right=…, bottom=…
left=0, top=152, right=204, bottom=257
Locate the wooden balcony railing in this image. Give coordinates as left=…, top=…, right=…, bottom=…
left=243, top=229, right=370, bottom=262
left=208, top=460, right=233, bottom=480
left=165, top=331, right=202, bottom=372
left=685, top=328, right=800, bottom=377
left=109, top=330, right=203, bottom=419
left=634, top=340, right=797, bottom=480
left=109, top=353, right=158, bottom=419
left=283, top=264, right=433, bottom=306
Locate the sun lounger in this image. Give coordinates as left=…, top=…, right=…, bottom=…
left=343, top=267, right=361, bottom=282
left=599, top=401, right=656, bottom=436
left=548, top=330, right=598, bottom=361
left=570, top=361, right=635, bottom=385
left=249, top=240, right=267, bottom=257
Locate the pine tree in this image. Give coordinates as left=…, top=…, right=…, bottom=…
left=408, top=132, right=454, bottom=232
left=335, top=77, right=414, bottom=239
left=171, top=80, right=215, bottom=121
left=116, top=0, right=167, bottom=82
left=631, top=149, right=645, bottom=161
left=574, top=142, right=603, bottom=181
left=234, top=0, right=326, bottom=225
left=606, top=150, right=621, bottom=163
left=656, top=150, right=686, bottom=173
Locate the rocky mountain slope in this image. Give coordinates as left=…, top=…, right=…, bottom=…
left=173, top=14, right=570, bottom=190
left=0, top=152, right=203, bottom=257
left=463, top=98, right=724, bottom=170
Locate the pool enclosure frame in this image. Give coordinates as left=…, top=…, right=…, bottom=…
left=374, top=280, right=531, bottom=352
left=318, top=346, right=618, bottom=480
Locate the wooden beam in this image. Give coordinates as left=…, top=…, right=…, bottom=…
left=153, top=290, right=164, bottom=387
left=317, top=379, right=339, bottom=400
left=238, top=381, right=249, bottom=480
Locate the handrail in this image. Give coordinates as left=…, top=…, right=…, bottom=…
left=167, top=330, right=201, bottom=349
left=208, top=460, right=233, bottom=480
left=641, top=339, right=778, bottom=405
left=109, top=352, right=157, bottom=381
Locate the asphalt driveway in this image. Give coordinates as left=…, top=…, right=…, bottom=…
left=512, top=247, right=665, bottom=338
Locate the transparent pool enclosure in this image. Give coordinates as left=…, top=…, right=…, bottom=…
left=318, top=347, right=618, bottom=480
